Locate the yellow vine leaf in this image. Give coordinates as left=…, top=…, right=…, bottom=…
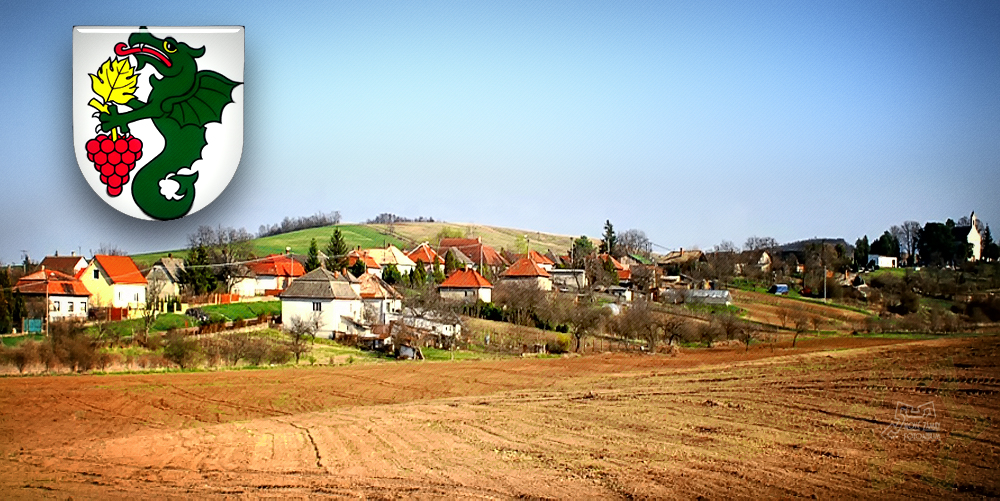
left=89, top=57, right=137, bottom=108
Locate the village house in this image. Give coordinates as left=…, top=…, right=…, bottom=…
left=247, top=253, right=305, bottom=294
left=357, top=272, right=403, bottom=324
left=514, top=250, right=555, bottom=272
left=347, top=250, right=383, bottom=277
left=440, top=247, right=475, bottom=270
left=145, top=256, right=186, bottom=299
left=437, top=237, right=508, bottom=272
left=79, top=255, right=147, bottom=310
left=405, top=242, right=440, bottom=271
left=279, top=267, right=364, bottom=339
left=39, top=253, right=88, bottom=277
left=363, top=245, right=417, bottom=276
left=439, top=268, right=493, bottom=303
left=499, top=257, right=552, bottom=291
left=600, top=253, right=631, bottom=284
left=14, top=269, right=91, bottom=321
left=549, top=268, right=588, bottom=292
left=869, top=254, right=898, bottom=268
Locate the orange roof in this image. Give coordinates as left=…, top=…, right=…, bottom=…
left=347, top=250, right=382, bottom=270
left=247, top=254, right=306, bottom=277
left=514, top=250, right=554, bottom=265
left=438, top=238, right=507, bottom=267
left=600, top=253, right=626, bottom=271
left=93, top=255, right=147, bottom=284
left=15, top=270, right=91, bottom=296
left=358, top=273, right=403, bottom=299
left=500, top=257, right=551, bottom=278
left=617, top=269, right=631, bottom=281
left=406, top=243, right=440, bottom=265
left=440, top=269, right=493, bottom=288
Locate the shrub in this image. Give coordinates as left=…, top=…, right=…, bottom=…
left=163, top=332, right=202, bottom=369
left=9, top=341, right=40, bottom=373
left=266, top=342, right=293, bottom=365
left=546, top=334, right=572, bottom=354
left=50, top=320, right=99, bottom=372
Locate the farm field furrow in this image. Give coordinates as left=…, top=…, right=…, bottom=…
left=1, top=335, right=997, bottom=499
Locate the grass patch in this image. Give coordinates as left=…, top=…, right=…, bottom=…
left=684, top=303, right=746, bottom=317
left=201, top=301, right=281, bottom=321
left=1, top=334, right=45, bottom=347
left=420, top=347, right=498, bottom=361
left=152, top=313, right=194, bottom=331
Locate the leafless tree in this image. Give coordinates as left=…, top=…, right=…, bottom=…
left=494, top=281, right=546, bottom=326
left=776, top=307, right=792, bottom=329
left=137, top=274, right=168, bottom=346
left=630, top=265, right=655, bottom=296
left=618, top=229, right=653, bottom=257
left=739, top=322, right=759, bottom=352
left=900, top=221, right=921, bottom=265
left=744, top=236, right=779, bottom=252
left=716, top=313, right=744, bottom=341
left=286, top=313, right=323, bottom=364
left=568, top=301, right=608, bottom=352
left=792, top=311, right=810, bottom=347
left=94, top=243, right=128, bottom=256
left=188, top=225, right=255, bottom=292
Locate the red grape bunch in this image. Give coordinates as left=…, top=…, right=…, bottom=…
left=85, top=134, right=143, bottom=197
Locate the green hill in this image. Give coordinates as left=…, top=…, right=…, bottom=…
left=131, top=224, right=405, bottom=267
left=132, top=222, right=586, bottom=268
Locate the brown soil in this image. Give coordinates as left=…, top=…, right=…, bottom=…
left=1, top=335, right=997, bottom=499
left=732, top=289, right=870, bottom=330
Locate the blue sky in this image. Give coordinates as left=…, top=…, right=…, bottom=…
left=1, top=0, right=998, bottom=261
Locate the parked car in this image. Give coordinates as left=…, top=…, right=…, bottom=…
left=185, top=307, right=210, bottom=323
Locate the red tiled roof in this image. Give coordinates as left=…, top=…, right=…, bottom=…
left=15, top=270, right=91, bottom=296
left=440, top=269, right=493, bottom=288
left=514, top=250, right=554, bottom=265
left=406, top=243, right=439, bottom=265
left=93, top=255, right=147, bottom=284
left=247, top=254, right=306, bottom=277
left=437, top=238, right=507, bottom=267
left=617, top=269, right=631, bottom=281
left=347, top=251, right=382, bottom=270
left=600, top=253, right=626, bottom=271
left=500, top=257, right=551, bottom=278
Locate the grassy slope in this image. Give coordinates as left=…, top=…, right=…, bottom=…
left=131, top=224, right=407, bottom=266
left=132, top=223, right=588, bottom=267
left=370, top=222, right=588, bottom=254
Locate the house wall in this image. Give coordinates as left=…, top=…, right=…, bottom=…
left=363, top=298, right=402, bottom=324
left=80, top=263, right=145, bottom=309
left=870, top=255, right=897, bottom=268
left=229, top=277, right=257, bottom=297
left=440, top=287, right=491, bottom=303
left=968, top=226, right=982, bottom=261
left=47, top=295, right=89, bottom=321
left=503, top=276, right=552, bottom=291
left=281, top=297, right=362, bottom=339
left=147, top=265, right=180, bottom=298
left=550, top=270, right=587, bottom=291
left=256, top=275, right=279, bottom=292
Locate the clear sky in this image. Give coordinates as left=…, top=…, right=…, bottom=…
left=1, top=0, right=998, bottom=262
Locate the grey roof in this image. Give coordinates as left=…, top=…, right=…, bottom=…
left=279, top=267, right=360, bottom=300
left=151, top=257, right=186, bottom=283
left=443, top=247, right=474, bottom=265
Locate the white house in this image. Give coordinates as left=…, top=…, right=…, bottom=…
left=247, top=254, right=306, bottom=294
left=279, top=267, right=364, bottom=339
left=14, top=269, right=91, bottom=321
left=357, top=272, right=403, bottom=324
left=439, top=268, right=493, bottom=303
left=869, top=254, right=898, bottom=268
left=145, top=256, right=185, bottom=298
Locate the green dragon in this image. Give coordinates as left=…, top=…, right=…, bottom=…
left=99, top=28, right=241, bottom=221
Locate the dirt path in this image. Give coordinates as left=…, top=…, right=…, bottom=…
left=1, top=335, right=997, bottom=498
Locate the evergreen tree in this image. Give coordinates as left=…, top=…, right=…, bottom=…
left=349, top=257, right=367, bottom=278
left=383, top=264, right=402, bottom=285
left=600, top=220, right=618, bottom=257
left=571, top=235, right=595, bottom=268
left=432, top=257, right=446, bottom=284
left=0, top=268, right=12, bottom=333
left=854, top=236, right=870, bottom=270
left=870, top=231, right=900, bottom=257
left=179, top=245, right=218, bottom=295
left=602, top=256, right=620, bottom=286
left=983, top=225, right=1000, bottom=262
left=412, top=262, right=428, bottom=285
left=305, top=238, right=322, bottom=272
left=325, top=228, right=349, bottom=271
left=444, top=249, right=459, bottom=275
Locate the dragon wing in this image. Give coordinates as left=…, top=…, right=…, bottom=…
left=166, top=71, right=241, bottom=128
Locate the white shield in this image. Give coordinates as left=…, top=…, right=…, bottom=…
left=73, top=26, right=244, bottom=221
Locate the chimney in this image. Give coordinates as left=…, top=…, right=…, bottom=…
left=71, top=251, right=76, bottom=256
left=54, top=250, right=59, bottom=256
left=679, top=248, right=683, bottom=255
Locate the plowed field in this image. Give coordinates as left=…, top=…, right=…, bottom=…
left=1, top=335, right=998, bottom=499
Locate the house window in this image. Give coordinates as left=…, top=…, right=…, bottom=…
left=93, top=269, right=100, bottom=279
left=134, top=293, right=139, bottom=302
left=68, top=302, right=74, bottom=312
left=53, top=301, right=60, bottom=311
left=81, top=302, right=87, bottom=312
left=312, top=302, right=322, bottom=311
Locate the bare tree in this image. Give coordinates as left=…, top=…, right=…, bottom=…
left=792, top=311, right=810, bottom=347
left=568, top=301, right=608, bottom=352
left=630, top=265, right=656, bottom=296
left=739, top=322, right=759, bottom=352
left=900, top=221, right=921, bottom=265
left=776, top=307, right=792, bottom=329
left=618, top=229, right=653, bottom=257
left=286, top=313, right=323, bottom=364
left=94, top=243, right=128, bottom=256
left=138, top=274, right=168, bottom=346
left=493, top=281, right=546, bottom=326
left=744, top=236, right=779, bottom=252
left=188, top=225, right=255, bottom=292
